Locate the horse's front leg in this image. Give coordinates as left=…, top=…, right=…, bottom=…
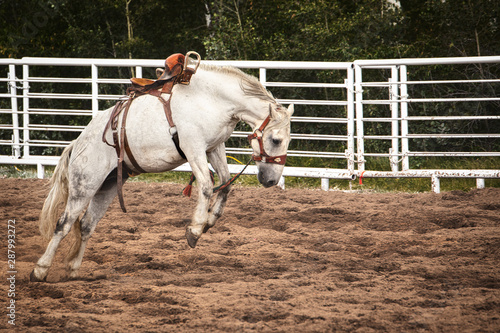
left=204, top=143, right=231, bottom=233
left=185, top=156, right=213, bottom=248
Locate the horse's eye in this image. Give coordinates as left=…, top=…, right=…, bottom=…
left=272, top=138, right=282, bottom=145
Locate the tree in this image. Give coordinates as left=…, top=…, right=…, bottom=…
left=0, top=0, right=208, bottom=59
left=203, top=0, right=406, bottom=62
left=400, top=0, right=500, bottom=58
left=0, top=0, right=498, bottom=156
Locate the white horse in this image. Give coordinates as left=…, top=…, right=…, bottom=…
left=30, top=63, right=293, bottom=282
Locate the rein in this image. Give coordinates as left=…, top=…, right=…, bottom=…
left=182, top=157, right=252, bottom=197
left=182, top=114, right=287, bottom=197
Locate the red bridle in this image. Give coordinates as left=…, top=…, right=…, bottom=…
left=247, top=115, right=287, bottom=165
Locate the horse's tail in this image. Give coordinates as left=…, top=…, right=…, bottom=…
left=40, top=141, right=83, bottom=264
left=39, top=141, right=77, bottom=241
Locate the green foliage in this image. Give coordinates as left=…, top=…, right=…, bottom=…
left=400, top=0, right=500, bottom=57
left=0, top=0, right=498, bottom=191
left=2, top=1, right=498, bottom=62
left=0, top=0, right=207, bottom=59
left=203, top=0, right=406, bottom=61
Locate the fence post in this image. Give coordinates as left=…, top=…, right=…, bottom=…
left=321, top=178, right=329, bottom=191
left=91, top=64, right=99, bottom=117
left=259, top=67, right=266, bottom=85
left=278, top=176, right=285, bottom=190
left=9, top=65, right=21, bottom=158
left=354, top=64, right=365, bottom=172
left=399, top=65, right=409, bottom=171
left=135, top=65, right=143, bottom=78
left=431, top=173, right=440, bottom=193
left=37, top=163, right=44, bottom=179
left=346, top=65, right=355, bottom=175
left=22, top=64, right=29, bottom=158
left=390, top=66, right=399, bottom=172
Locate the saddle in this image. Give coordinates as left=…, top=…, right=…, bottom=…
left=102, top=51, right=201, bottom=212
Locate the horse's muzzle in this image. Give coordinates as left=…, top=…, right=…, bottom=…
left=258, top=170, right=279, bottom=188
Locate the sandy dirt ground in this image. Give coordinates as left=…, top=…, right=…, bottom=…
left=0, top=178, right=499, bottom=332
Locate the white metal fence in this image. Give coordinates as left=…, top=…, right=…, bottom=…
left=0, top=56, right=499, bottom=192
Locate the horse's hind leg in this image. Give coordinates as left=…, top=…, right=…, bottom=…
left=66, top=176, right=120, bottom=278
left=31, top=143, right=116, bottom=282
left=31, top=196, right=91, bottom=282
left=204, top=143, right=231, bottom=233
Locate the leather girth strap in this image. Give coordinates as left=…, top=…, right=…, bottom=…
left=102, top=53, right=197, bottom=212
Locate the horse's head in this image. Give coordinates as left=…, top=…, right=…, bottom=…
left=249, top=104, right=294, bottom=187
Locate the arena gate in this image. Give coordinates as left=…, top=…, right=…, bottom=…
left=0, top=56, right=499, bottom=192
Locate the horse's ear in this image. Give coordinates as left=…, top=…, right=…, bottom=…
left=269, top=104, right=293, bottom=118
left=269, top=104, right=276, bottom=118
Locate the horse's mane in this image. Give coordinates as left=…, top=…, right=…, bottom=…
left=200, top=63, right=290, bottom=129
left=200, top=63, right=277, bottom=105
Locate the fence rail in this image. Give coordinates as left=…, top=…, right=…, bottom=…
left=0, top=56, right=499, bottom=192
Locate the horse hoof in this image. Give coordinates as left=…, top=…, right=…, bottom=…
left=185, top=229, right=199, bottom=248
left=30, top=270, right=46, bottom=282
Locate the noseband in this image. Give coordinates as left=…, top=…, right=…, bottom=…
left=247, top=115, right=287, bottom=165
